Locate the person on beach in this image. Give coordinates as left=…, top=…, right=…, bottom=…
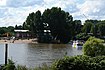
left=12, top=36, right=15, bottom=43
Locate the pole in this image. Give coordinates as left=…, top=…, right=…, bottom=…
left=5, top=44, right=8, bottom=65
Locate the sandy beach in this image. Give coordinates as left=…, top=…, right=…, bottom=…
left=0, top=39, right=37, bottom=44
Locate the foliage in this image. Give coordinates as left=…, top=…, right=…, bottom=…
left=82, top=22, right=94, bottom=34
left=34, top=64, right=51, bottom=70
left=15, top=25, right=23, bottom=30
left=83, top=20, right=105, bottom=38
left=3, top=59, right=16, bottom=70
left=75, top=33, right=92, bottom=40
left=71, top=20, right=82, bottom=39
left=85, top=20, right=99, bottom=24
left=43, top=7, right=73, bottom=43
left=24, top=7, right=75, bottom=43
left=83, top=37, right=105, bottom=57
left=16, top=65, right=29, bottom=70
left=0, top=26, right=14, bottom=37
left=2, top=56, right=105, bottom=70
left=97, top=22, right=105, bottom=37
left=15, top=64, right=51, bottom=70
left=2, top=59, right=51, bottom=70
left=52, top=55, right=105, bottom=70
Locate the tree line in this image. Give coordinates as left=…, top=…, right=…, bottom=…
left=0, top=7, right=105, bottom=43
left=22, top=7, right=82, bottom=43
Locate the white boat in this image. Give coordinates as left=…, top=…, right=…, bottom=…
left=72, top=40, right=83, bottom=49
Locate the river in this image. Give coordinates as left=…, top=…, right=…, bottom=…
left=0, top=43, right=82, bottom=68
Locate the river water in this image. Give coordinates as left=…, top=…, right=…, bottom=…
left=0, top=43, right=82, bottom=68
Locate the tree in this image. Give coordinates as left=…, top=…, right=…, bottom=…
left=85, top=19, right=99, bottom=24
left=71, top=20, right=82, bottom=39
left=97, top=22, right=105, bottom=37
left=23, top=22, right=29, bottom=30
left=7, top=26, right=14, bottom=32
left=42, top=7, right=73, bottom=43
left=83, top=37, right=105, bottom=57
left=0, top=26, right=15, bottom=37
left=76, top=33, right=91, bottom=40
left=25, top=12, right=35, bottom=31
left=82, top=22, right=94, bottom=34
left=24, top=7, right=74, bottom=43
left=15, top=25, right=23, bottom=29
left=34, top=10, right=43, bottom=33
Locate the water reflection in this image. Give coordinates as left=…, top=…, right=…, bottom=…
left=0, top=43, right=82, bottom=68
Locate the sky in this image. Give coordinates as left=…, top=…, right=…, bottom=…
left=0, top=0, right=105, bottom=27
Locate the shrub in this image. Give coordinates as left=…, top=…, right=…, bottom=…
left=51, top=55, right=105, bottom=70
left=83, top=37, right=105, bottom=57
left=34, top=64, right=51, bottom=70
left=16, top=65, right=29, bottom=70
left=3, top=59, right=16, bottom=70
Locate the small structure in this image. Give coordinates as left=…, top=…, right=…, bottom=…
left=14, top=30, right=32, bottom=39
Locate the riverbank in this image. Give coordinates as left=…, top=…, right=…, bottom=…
left=0, top=39, right=37, bottom=44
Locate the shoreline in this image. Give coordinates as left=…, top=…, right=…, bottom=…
left=0, top=39, right=37, bottom=44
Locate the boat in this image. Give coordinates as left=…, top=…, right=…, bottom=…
left=72, top=40, right=84, bottom=49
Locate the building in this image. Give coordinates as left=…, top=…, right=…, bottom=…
left=14, top=30, right=32, bottom=39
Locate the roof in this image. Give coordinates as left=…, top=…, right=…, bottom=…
left=14, top=30, right=29, bottom=32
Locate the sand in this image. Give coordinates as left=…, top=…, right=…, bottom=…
left=0, top=39, right=37, bottom=44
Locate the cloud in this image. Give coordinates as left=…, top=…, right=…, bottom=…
left=0, top=7, right=7, bottom=18
left=72, top=0, right=105, bottom=22
left=0, top=0, right=105, bottom=27
left=0, top=0, right=6, bottom=6
left=0, top=7, right=35, bottom=26
left=0, top=0, right=79, bottom=27
left=6, top=0, right=43, bottom=7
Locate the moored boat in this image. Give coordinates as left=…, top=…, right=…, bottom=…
left=72, top=40, right=84, bottom=49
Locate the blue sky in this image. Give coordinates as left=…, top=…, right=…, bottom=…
left=0, top=0, right=105, bottom=27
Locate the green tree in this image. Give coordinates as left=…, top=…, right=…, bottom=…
left=42, top=7, right=73, bottom=43
left=0, top=27, right=8, bottom=36
left=23, top=22, right=29, bottom=30
left=24, top=12, right=35, bottom=31
left=83, top=37, right=105, bottom=57
left=0, top=26, right=14, bottom=37
left=0, top=27, right=6, bottom=35
left=82, top=22, right=94, bottom=34
left=85, top=19, right=99, bottom=24
left=76, top=33, right=91, bottom=40
left=98, top=22, right=105, bottom=37
left=24, top=7, right=74, bottom=43
left=7, top=26, right=14, bottom=32
left=34, top=10, right=43, bottom=33
left=71, top=20, right=82, bottom=39
left=15, top=25, right=23, bottom=29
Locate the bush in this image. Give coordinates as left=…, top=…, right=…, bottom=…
left=51, top=55, right=105, bottom=70
left=2, top=59, right=51, bottom=70
left=3, top=59, right=16, bottom=70
left=83, top=37, right=105, bottom=57
left=16, top=65, right=28, bottom=70
left=2, top=56, right=105, bottom=70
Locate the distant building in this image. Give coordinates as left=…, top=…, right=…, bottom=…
left=14, top=30, right=32, bottom=39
